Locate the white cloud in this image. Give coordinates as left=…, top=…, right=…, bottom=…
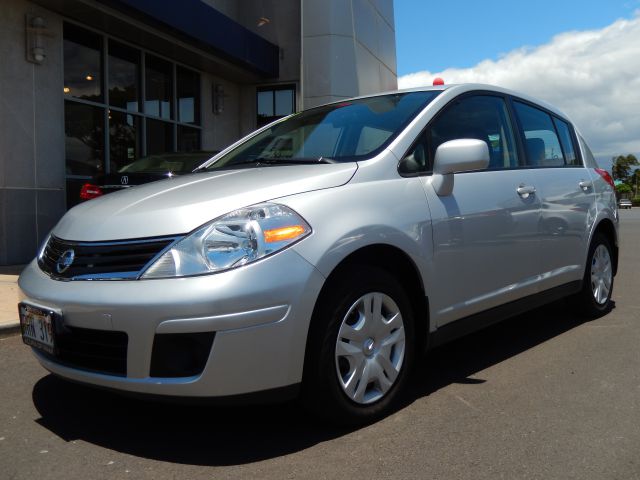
left=399, top=13, right=640, bottom=161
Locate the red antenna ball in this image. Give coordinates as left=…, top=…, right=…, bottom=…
left=433, top=77, right=445, bottom=86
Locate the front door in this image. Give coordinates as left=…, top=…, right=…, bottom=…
left=405, top=94, right=543, bottom=327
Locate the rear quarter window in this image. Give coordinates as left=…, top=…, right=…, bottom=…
left=553, top=118, right=580, bottom=166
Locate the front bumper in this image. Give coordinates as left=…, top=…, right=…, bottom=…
left=18, top=248, right=325, bottom=397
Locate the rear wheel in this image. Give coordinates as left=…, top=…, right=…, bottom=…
left=572, top=233, right=614, bottom=318
left=303, top=266, right=415, bottom=425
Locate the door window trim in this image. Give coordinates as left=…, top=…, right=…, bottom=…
left=398, top=90, right=520, bottom=177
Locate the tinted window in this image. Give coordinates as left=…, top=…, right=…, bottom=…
left=513, top=101, right=565, bottom=167
left=177, top=66, right=200, bottom=125
left=146, top=119, right=173, bottom=155
left=257, top=86, right=296, bottom=127
left=553, top=117, right=579, bottom=166
left=401, top=95, right=518, bottom=174
left=65, top=102, right=104, bottom=176
left=64, top=23, right=103, bottom=102
left=177, top=125, right=201, bottom=152
left=109, top=111, right=140, bottom=172
left=108, top=40, right=139, bottom=111
left=145, top=56, right=173, bottom=119
left=579, top=134, right=598, bottom=168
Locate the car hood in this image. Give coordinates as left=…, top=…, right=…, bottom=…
left=54, top=163, right=357, bottom=241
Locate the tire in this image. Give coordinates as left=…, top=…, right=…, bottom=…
left=302, top=265, right=415, bottom=425
left=572, top=233, right=614, bottom=318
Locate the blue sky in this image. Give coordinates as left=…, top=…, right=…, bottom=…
left=395, top=0, right=640, bottom=75
left=394, top=1, right=640, bottom=164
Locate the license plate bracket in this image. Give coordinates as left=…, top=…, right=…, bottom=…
left=19, top=303, right=58, bottom=355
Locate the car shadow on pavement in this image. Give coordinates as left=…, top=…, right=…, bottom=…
left=408, top=300, right=614, bottom=400
left=31, top=299, right=611, bottom=466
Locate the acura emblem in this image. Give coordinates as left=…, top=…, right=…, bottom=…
left=56, top=249, right=75, bottom=274
left=121, top=175, right=129, bottom=185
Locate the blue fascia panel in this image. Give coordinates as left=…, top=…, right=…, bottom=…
left=106, top=0, right=279, bottom=77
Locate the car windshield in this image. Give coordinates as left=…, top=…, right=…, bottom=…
left=202, top=91, right=441, bottom=170
left=118, top=152, right=216, bottom=174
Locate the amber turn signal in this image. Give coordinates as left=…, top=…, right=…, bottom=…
left=263, top=225, right=307, bottom=243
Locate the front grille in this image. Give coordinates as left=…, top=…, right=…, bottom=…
left=39, top=235, right=178, bottom=280
left=44, top=326, right=129, bottom=376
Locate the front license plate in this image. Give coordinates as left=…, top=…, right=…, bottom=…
left=19, top=303, right=57, bottom=355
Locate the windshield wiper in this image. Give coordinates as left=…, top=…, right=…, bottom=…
left=247, top=156, right=337, bottom=165
left=199, top=157, right=337, bottom=171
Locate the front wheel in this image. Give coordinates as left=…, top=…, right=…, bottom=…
left=571, top=233, right=614, bottom=318
left=303, top=266, right=415, bottom=425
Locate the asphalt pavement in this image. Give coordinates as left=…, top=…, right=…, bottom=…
left=1, top=210, right=639, bottom=480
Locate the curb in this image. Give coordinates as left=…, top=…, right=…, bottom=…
left=0, top=322, right=20, bottom=338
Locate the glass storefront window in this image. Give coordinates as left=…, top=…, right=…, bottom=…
left=108, top=40, right=140, bottom=112
left=109, top=111, right=141, bottom=172
left=257, top=91, right=273, bottom=118
left=145, top=55, right=173, bottom=119
left=63, top=23, right=202, bottom=207
left=275, top=89, right=294, bottom=116
left=257, top=86, right=296, bottom=127
left=177, top=66, right=200, bottom=125
left=147, top=119, right=174, bottom=155
left=63, top=23, right=103, bottom=102
left=64, top=102, right=104, bottom=176
left=178, top=125, right=201, bottom=152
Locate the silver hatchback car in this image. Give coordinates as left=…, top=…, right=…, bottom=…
left=19, top=84, right=618, bottom=423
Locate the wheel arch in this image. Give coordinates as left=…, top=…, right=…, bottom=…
left=304, top=243, right=430, bottom=365
left=591, top=218, right=619, bottom=276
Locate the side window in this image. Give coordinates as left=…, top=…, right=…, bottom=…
left=513, top=101, right=565, bottom=167
left=578, top=134, right=598, bottom=168
left=430, top=96, right=519, bottom=170
left=553, top=117, right=580, bottom=166
left=400, top=95, right=518, bottom=175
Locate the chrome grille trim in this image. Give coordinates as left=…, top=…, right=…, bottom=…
left=38, top=235, right=183, bottom=281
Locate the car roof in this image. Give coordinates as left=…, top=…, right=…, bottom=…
left=329, top=83, right=572, bottom=124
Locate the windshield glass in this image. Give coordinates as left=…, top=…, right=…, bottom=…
left=204, top=91, right=440, bottom=170
left=118, top=152, right=215, bottom=174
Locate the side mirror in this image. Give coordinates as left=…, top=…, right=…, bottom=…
left=432, top=139, right=489, bottom=196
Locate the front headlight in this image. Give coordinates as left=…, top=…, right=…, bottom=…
left=141, top=203, right=311, bottom=279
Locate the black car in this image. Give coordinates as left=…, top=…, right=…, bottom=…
left=78, top=151, right=216, bottom=202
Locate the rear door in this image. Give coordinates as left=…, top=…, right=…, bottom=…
left=510, top=100, right=595, bottom=290
left=404, top=94, right=543, bottom=327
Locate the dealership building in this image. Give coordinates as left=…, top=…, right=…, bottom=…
left=0, top=0, right=397, bottom=265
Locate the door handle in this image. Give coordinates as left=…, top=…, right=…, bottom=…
left=517, top=185, right=536, bottom=198
left=579, top=180, right=593, bottom=191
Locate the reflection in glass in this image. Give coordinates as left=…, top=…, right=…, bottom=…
left=257, top=91, right=273, bottom=118
left=63, top=23, right=102, bottom=102
left=178, top=125, right=201, bottom=152
left=147, top=119, right=173, bottom=155
left=257, top=87, right=296, bottom=127
left=119, top=152, right=212, bottom=174
left=553, top=118, right=577, bottom=165
left=145, top=55, right=172, bottom=119
left=109, top=41, right=140, bottom=111
left=64, top=101, right=104, bottom=176
left=109, top=111, right=140, bottom=172
left=177, top=67, right=200, bottom=124
left=275, top=89, right=294, bottom=116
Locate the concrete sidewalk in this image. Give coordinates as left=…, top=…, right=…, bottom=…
left=0, top=266, right=24, bottom=337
